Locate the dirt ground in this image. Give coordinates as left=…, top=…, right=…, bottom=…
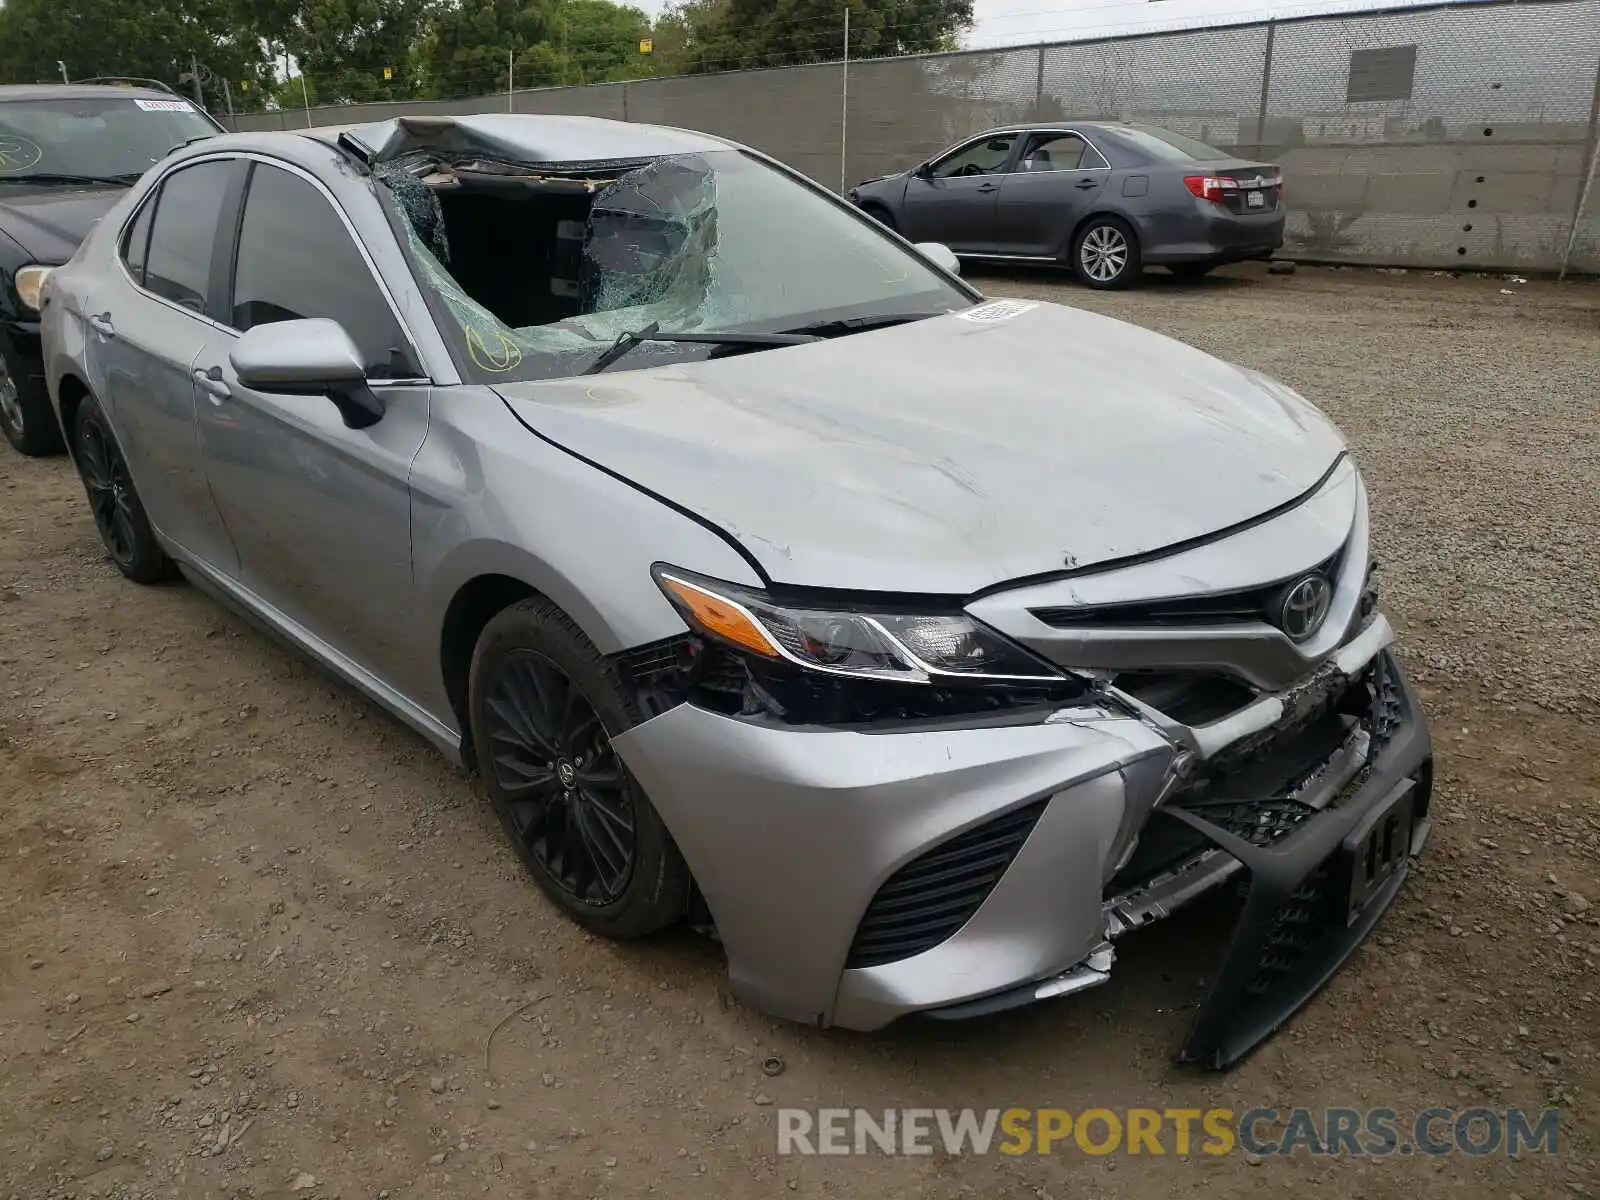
left=2, top=264, right=1597, bottom=1200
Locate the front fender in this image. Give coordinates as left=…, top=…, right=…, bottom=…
left=408, top=389, right=765, bottom=723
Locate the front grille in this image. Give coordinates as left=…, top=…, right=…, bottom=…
left=1031, top=553, right=1341, bottom=631
left=1113, top=670, right=1258, bottom=725
left=846, top=799, right=1048, bottom=970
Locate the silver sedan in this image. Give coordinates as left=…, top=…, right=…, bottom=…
left=40, top=115, right=1427, bottom=1069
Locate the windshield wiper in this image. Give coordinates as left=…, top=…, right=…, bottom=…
left=779, top=312, right=947, bottom=338
left=580, top=322, right=821, bottom=376
left=0, top=172, right=142, bottom=187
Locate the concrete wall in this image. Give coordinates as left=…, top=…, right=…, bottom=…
left=233, top=0, right=1600, bottom=273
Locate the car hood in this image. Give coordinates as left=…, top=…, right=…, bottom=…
left=492, top=300, right=1347, bottom=595
left=0, top=185, right=124, bottom=263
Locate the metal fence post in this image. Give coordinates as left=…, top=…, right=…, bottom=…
left=839, top=7, right=850, bottom=194
left=1255, top=20, right=1276, bottom=149
left=1560, top=50, right=1600, bottom=280
left=1035, top=45, right=1046, bottom=116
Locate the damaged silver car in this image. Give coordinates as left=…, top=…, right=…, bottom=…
left=39, top=115, right=1433, bottom=1068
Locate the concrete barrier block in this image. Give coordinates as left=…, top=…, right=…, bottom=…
left=1365, top=172, right=1455, bottom=214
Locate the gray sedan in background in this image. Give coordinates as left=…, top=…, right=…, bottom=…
left=850, top=121, right=1285, bottom=288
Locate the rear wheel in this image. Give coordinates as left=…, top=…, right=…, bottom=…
left=1072, top=216, right=1142, bottom=290
left=1168, top=262, right=1217, bottom=279
left=71, top=395, right=177, bottom=584
left=0, top=347, right=64, bottom=456
left=468, top=598, right=690, bottom=938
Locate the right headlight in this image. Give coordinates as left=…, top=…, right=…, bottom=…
left=14, top=264, right=52, bottom=312
left=652, top=566, right=1069, bottom=687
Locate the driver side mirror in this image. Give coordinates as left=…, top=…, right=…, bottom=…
left=914, top=242, right=961, bottom=276
left=912, top=162, right=932, bottom=179
left=229, top=318, right=386, bottom=429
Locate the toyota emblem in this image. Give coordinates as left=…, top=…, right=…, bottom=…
left=1277, top=573, right=1333, bottom=642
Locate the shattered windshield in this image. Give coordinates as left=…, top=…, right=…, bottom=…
left=0, top=96, right=219, bottom=182
left=377, top=147, right=976, bottom=383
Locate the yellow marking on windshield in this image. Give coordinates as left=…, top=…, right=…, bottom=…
left=466, top=325, right=524, bottom=373
left=0, top=137, right=44, bottom=173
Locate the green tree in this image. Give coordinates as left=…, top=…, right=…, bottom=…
left=422, top=0, right=654, bottom=96
left=647, top=0, right=727, bottom=76
left=561, top=0, right=652, bottom=83
left=421, top=0, right=565, bottom=96
left=249, top=0, right=432, bottom=103
left=685, top=0, right=972, bottom=73
left=0, top=0, right=273, bottom=108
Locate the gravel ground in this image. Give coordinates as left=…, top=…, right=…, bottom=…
left=1, top=263, right=1597, bottom=1200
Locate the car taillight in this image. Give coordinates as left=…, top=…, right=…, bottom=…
left=1183, top=175, right=1239, bottom=204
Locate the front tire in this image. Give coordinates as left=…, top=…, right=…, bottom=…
left=71, top=394, right=177, bottom=584
left=1072, top=216, right=1142, bottom=290
left=0, top=346, right=64, bottom=456
left=468, top=598, right=690, bottom=938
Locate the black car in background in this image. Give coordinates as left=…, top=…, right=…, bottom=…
left=0, top=80, right=223, bottom=455
left=849, top=121, right=1285, bottom=290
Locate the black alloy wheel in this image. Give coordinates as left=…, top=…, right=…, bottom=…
left=468, top=597, right=690, bottom=937
left=72, top=396, right=175, bottom=584
left=482, top=649, right=637, bottom=905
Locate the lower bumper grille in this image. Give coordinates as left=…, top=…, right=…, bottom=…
left=846, top=799, right=1048, bottom=970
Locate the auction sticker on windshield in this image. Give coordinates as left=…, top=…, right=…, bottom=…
left=134, top=99, right=196, bottom=113
left=955, top=300, right=1038, bottom=323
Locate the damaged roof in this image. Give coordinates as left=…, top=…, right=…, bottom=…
left=303, top=113, right=734, bottom=166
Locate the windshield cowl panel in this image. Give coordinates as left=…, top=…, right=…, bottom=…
left=379, top=147, right=977, bottom=385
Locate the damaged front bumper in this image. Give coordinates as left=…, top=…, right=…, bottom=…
left=612, top=609, right=1431, bottom=1067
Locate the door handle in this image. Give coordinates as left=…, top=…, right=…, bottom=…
left=976, top=183, right=998, bottom=193
left=194, top=365, right=231, bottom=402
left=87, top=312, right=115, bottom=338
left=1074, top=178, right=1100, bottom=190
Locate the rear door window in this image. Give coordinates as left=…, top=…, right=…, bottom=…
left=142, top=160, right=236, bottom=312
left=1019, top=133, right=1095, bottom=172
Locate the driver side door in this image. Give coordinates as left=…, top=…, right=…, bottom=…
left=191, top=157, right=432, bottom=698
left=897, top=132, right=1021, bottom=254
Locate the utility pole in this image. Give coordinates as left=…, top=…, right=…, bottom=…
left=839, top=6, right=850, bottom=194
left=189, top=55, right=205, bottom=109
left=508, top=51, right=514, bottom=112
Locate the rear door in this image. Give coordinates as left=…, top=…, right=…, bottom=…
left=191, top=157, right=431, bottom=694
left=897, top=132, right=1020, bottom=253
left=991, top=131, right=1111, bottom=258
left=88, top=156, right=244, bottom=575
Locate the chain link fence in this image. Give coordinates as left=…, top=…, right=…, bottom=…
left=234, top=0, right=1600, bottom=273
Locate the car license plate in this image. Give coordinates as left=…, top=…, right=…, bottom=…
left=1341, top=780, right=1414, bottom=924
left=1246, top=189, right=1266, bottom=208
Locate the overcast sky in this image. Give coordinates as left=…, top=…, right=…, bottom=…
left=628, top=0, right=1486, bottom=48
